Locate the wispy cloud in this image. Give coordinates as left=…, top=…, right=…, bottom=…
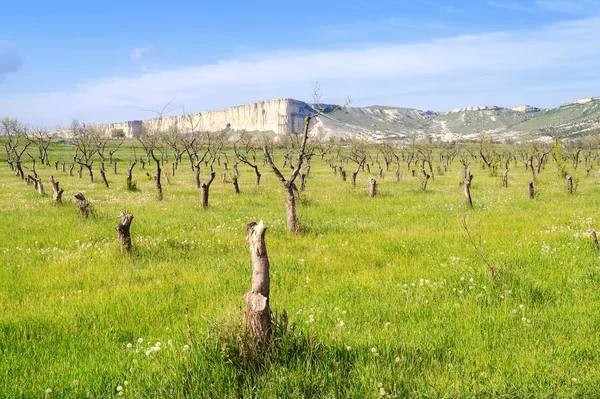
left=535, top=0, right=600, bottom=13
left=2, top=16, right=600, bottom=125
left=130, top=45, right=153, bottom=61
left=487, top=1, right=534, bottom=12
left=0, top=41, right=25, bottom=80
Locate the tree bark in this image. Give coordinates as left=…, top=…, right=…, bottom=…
left=126, top=161, right=137, bottom=190
left=49, top=176, right=64, bottom=204
left=420, top=172, right=430, bottom=190
left=74, top=192, right=91, bottom=218
left=100, top=167, right=109, bottom=188
left=116, top=211, right=134, bottom=253
left=460, top=180, right=473, bottom=207
left=285, top=185, right=298, bottom=232
left=369, top=177, right=377, bottom=197
left=233, top=175, right=240, bottom=194
left=243, top=221, right=272, bottom=344
left=528, top=181, right=535, bottom=199
left=201, top=171, right=216, bottom=207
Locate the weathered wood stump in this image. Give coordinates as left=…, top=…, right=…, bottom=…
left=460, top=180, right=473, bottom=208
left=369, top=177, right=377, bottom=197
left=243, top=221, right=272, bottom=344
left=566, top=175, right=573, bottom=194
left=35, top=178, right=44, bottom=195
left=50, top=176, right=64, bottom=204
left=74, top=192, right=91, bottom=218
left=502, top=169, right=509, bottom=188
left=116, top=211, right=134, bottom=253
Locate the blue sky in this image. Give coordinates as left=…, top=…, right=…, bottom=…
left=1, top=0, right=600, bottom=126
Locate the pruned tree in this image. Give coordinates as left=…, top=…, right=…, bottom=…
left=71, top=120, right=102, bottom=183
left=1, top=117, right=32, bottom=179
left=234, top=133, right=262, bottom=185
left=28, top=127, right=56, bottom=166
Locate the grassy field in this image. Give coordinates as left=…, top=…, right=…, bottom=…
left=1, top=141, right=600, bottom=398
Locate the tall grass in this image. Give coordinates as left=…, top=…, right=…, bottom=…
left=0, top=142, right=599, bottom=397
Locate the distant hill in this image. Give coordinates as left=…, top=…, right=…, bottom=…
left=312, top=97, right=600, bottom=142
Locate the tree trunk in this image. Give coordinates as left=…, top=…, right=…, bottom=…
left=201, top=171, right=216, bottom=207
left=420, top=173, right=430, bottom=190
left=369, top=177, right=377, bottom=197
left=233, top=175, right=240, bottom=194
left=502, top=169, right=508, bottom=188
left=69, top=164, right=74, bottom=176
left=243, top=221, right=272, bottom=344
left=460, top=180, right=473, bottom=207
left=113, top=162, right=117, bottom=174
left=62, top=160, right=66, bottom=173
left=116, top=211, right=134, bottom=253
left=49, top=176, right=64, bottom=204
left=194, top=163, right=201, bottom=188
left=74, top=192, right=91, bottom=218
left=100, top=168, right=109, bottom=188
left=566, top=175, right=573, bottom=194
left=528, top=181, right=535, bottom=199
left=285, top=185, right=298, bottom=232
left=299, top=173, right=306, bottom=191
left=164, top=171, right=170, bottom=185
left=341, top=169, right=347, bottom=181
left=126, top=161, right=137, bottom=190
left=255, top=170, right=261, bottom=186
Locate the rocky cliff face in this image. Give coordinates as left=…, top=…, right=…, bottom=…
left=101, top=98, right=313, bottom=138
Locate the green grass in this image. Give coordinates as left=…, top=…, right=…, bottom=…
left=1, top=143, right=600, bottom=398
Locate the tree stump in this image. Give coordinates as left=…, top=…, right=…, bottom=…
left=74, top=192, right=91, bottom=218
left=528, top=181, right=535, bottom=199
left=35, top=178, right=44, bottom=195
left=502, top=169, right=509, bottom=188
left=369, top=177, right=377, bottom=197
left=50, top=176, right=64, bottom=204
left=243, top=221, right=272, bottom=344
left=460, top=180, right=473, bottom=208
left=116, top=211, right=134, bottom=253
left=69, top=164, right=74, bottom=176
left=113, top=162, right=117, bottom=174
left=566, top=175, right=573, bottom=194
left=341, top=169, right=347, bottom=181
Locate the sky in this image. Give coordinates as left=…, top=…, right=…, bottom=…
left=1, top=0, right=600, bottom=126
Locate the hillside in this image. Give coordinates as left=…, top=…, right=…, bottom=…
left=96, top=97, right=600, bottom=142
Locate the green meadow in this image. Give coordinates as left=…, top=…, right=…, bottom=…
left=1, top=141, right=600, bottom=398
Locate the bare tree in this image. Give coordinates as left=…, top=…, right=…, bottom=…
left=234, top=132, right=262, bottom=185
left=1, top=118, right=32, bottom=179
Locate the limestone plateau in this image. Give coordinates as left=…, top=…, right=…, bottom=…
left=98, top=96, right=600, bottom=143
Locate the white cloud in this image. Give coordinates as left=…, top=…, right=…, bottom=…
left=130, top=46, right=152, bottom=61
left=2, top=16, right=600, bottom=125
